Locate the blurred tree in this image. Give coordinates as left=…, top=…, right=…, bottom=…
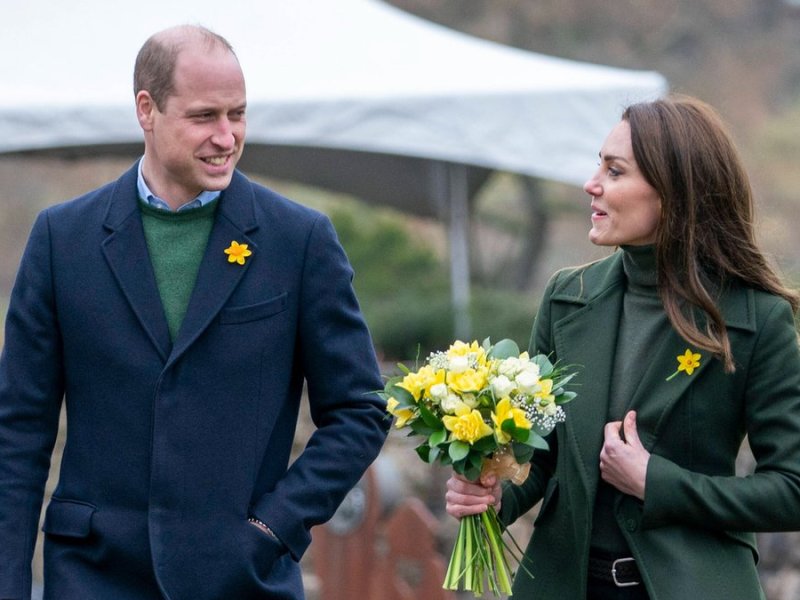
left=326, top=202, right=536, bottom=360
left=386, top=0, right=800, bottom=130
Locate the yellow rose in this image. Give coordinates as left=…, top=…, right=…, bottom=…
left=399, top=365, right=443, bottom=400
left=386, top=397, right=415, bottom=429
left=492, top=398, right=532, bottom=444
left=447, top=367, right=488, bottom=395
left=426, top=368, right=447, bottom=397
left=442, top=405, right=493, bottom=444
left=446, top=340, right=487, bottom=368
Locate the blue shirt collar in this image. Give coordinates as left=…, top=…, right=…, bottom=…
left=137, top=158, right=221, bottom=212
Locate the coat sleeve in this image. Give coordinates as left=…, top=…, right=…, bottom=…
left=499, top=271, right=561, bottom=526
left=0, top=211, right=65, bottom=599
left=250, top=213, right=388, bottom=560
left=643, top=295, right=800, bottom=531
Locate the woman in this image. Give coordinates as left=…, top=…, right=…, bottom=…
left=445, top=95, right=800, bottom=599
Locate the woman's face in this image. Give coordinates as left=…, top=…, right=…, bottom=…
left=583, top=120, right=661, bottom=247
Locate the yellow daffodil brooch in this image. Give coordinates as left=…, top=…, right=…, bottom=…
left=666, top=348, right=701, bottom=381
left=224, top=241, right=252, bottom=265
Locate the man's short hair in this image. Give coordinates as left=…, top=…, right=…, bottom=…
left=133, top=25, right=236, bottom=111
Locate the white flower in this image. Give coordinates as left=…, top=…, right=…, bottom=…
left=461, top=393, right=479, bottom=408
left=490, top=374, right=515, bottom=399
left=497, top=352, right=534, bottom=378
left=448, top=355, right=469, bottom=373
left=521, top=361, right=540, bottom=378
left=441, top=394, right=467, bottom=414
left=497, top=357, right=523, bottom=378
left=430, top=383, right=449, bottom=401
left=515, top=369, right=540, bottom=394
left=544, top=402, right=558, bottom=417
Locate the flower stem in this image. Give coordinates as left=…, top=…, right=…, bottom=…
left=481, top=509, right=512, bottom=594
left=443, top=517, right=465, bottom=590
left=464, top=515, right=475, bottom=590
left=443, top=510, right=516, bottom=596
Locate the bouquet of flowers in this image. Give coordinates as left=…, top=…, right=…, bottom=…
left=382, top=338, right=577, bottom=596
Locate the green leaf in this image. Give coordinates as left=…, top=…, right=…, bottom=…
left=419, top=402, right=443, bottom=429
left=512, top=441, right=535, bottom=463
left=416, top=443, right=431, bottom=463
left=410, top=419, right=436, bottom=436
left=512, top=428, right=530, bottom=443
left=463, top=462, right=482, bottom=482
left=472, top=435, right=499, bottom=453
left=452, top=464, right=467, bottom=481
left=387, top=384, right=415, bottom=407
left=557, top=391, right=577, bottom=403
left=429, top=428, right=447, bottom=447
left=428, top=445, right=441, bottom=464
left=467, top=450, right=484, bottom=471
left=501, top=418, right=517, bottom=434
left=449, top=440, right=470, bottom=462
left=526, top=432, right=550, bottom=450
left=555, top=372, right=578, bottom=387
left=452, top=455, right=482, bottom=482
left=488, top=338, right=520, bottom=360
left=532, top=354, right=554, bottom=376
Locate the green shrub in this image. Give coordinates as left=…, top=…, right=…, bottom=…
left=327, top=203, right=538, bottom=363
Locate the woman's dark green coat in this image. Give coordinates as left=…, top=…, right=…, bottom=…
left=500, top=251, right=800, bottom=599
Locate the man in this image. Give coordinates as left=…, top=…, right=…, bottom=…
left=0, top=25, right=388, bottom=600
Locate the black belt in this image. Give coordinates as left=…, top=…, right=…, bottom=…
left=588, top=555, right=641, bottom=587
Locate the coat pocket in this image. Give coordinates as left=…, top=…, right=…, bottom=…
left=42, top=498, right=97, bottom=538
left=220, top=293, right=289, bottom=324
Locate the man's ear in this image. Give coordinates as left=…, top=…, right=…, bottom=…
left=136, top=91, right=157, bottom=131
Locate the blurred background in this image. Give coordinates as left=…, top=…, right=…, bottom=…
left=2, top=1, right=800, bottom=598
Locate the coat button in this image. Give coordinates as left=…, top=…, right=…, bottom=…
left=625, top=518, right=638, bottom=531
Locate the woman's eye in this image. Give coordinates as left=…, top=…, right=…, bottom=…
left=608, top=167, right=622, bottom=177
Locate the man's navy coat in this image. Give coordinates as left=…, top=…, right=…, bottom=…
left=0, top=163, right=389, bottom=599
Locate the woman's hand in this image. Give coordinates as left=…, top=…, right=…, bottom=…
left=600, top=410, right=650, bottom=500
left=445, top=472, right=502, bottom=519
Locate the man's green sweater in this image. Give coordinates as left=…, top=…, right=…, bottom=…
left=140, top=199, right=218, bottom=341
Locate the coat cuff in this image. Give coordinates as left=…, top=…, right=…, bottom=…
left=641, top=453, right=680, bottom=529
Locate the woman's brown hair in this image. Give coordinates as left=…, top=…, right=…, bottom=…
left=623, top=94, right=799, bottom=372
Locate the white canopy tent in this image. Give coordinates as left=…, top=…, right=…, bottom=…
left=0, top=0, right=666, bottom=335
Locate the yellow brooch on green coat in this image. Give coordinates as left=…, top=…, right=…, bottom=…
left=224, top=241, right=252, bottom=265
left=666, top=348, right=701, bottom=381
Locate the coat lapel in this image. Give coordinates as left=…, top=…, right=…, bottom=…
left=101, top=164, right=172, bottom=362
left=624, top=328, right=710, bottom=449
left=627, top=283, right=756, bottom=449
left=551, top=254, right=626, bottom=494
left=166, top=171, right=259, bottom=367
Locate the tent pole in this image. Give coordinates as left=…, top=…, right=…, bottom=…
left=448, top=163, right=472, bottom=340
left=433, top=162, right=471, bottom=340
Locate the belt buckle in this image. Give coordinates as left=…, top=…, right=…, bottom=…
left=612, top=557, right=639, bottom=587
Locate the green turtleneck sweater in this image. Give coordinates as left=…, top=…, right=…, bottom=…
left=139, top=199, right=218, bottom=341
left=590, top=244, right=671, bottom=556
